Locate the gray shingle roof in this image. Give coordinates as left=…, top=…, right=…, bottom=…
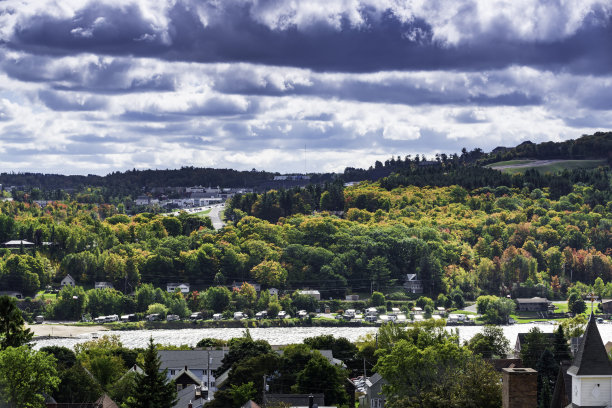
left=567, top=314, right=612, bottom=376
left=158, top=350, right=226, bottom=372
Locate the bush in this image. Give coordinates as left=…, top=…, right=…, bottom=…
left=371, top=292, right=386, bottom=306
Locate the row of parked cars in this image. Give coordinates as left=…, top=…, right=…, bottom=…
left=189, top=310, right=296, bottom=321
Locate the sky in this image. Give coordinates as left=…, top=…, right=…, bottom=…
left=0, top=0, right=611, bottom=175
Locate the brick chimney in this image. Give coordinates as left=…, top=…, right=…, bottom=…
left=502, top=367, right=538, bottom=408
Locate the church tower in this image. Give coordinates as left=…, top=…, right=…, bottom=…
left=567, top=313, right=612, bottom=406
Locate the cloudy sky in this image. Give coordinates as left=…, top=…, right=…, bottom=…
left=0, top=0, right=610, bottom=175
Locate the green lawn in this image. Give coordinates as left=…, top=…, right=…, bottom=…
left=485, top=160, right=534, bottom=167
left=497, top=159, right=606, bottom=175
left=192, top=209, right=211, bottom=216
left=36, top=290, right=57, bottom=301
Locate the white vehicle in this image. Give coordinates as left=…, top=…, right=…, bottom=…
left=343, top=309, right=356, bottom=320
left=166, top=314, right=180, bottom=321
left=146, top=313, right=161, bottom=321
left=297, top=310, right=308, bottom=319
left=34, top=315, right=44, bottom=324
left=107, top=314, right=119, bottom=322
left=277, top=311, right=289, bottom=319
left=234, top=312, right=246, bottom=320
left=365, top=315, right=377, bottom=322
left=213, top=313, right=223, bottom=321
left=389, top=307, right=401, bottom=316
left=365, top=307, right=378, bottom=316
left=255, top=311, right=268, bottom=320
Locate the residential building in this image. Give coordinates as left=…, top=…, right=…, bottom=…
left=359, top=373, right=387, bottom=408
left=94, top=282, right=114, bottom=290
left=158, top=350, right=225, bottom=398
left=269, top=287, right=279, bottom=296
left=299, top=290, right=321, bottom=300
left=61, top=274, right=76, bottom=287
left=3, top=239, right=35, bottom=248
left=0, top=291, right=23, bottom=299
left=515, top=297, right=552, bottom=312
left=601, top=299, right=612, bottom=314
left=403, top=274, right=423, bottom=294
left=167, top=283, right=190, bottom=293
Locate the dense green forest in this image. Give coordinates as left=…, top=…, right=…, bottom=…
left=0, top=132, right=610, bottom=321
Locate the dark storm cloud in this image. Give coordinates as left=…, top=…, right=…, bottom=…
left=38, top=90, right=107, bottom=111
left=2, top=54, right=175, bottom=94
left=7, top=1, right=612, bottom=74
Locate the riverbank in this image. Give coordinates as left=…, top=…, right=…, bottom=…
left=27, top=323, right=108, bottom=337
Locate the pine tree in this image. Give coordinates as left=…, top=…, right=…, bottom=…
left=127, top=337, right=177, bottom=408
left=553, top=325, right=571, bottom=363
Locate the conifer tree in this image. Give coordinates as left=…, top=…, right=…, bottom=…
left=127, top=337, right=177, bottom=408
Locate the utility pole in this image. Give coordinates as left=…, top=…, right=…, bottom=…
left=207, top=348, right=210, bottom=400
left=262, top=374, right=267, bottom=407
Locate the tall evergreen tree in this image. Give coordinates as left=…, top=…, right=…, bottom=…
left=127, top=337, right=177, bottom=408
left=0, top=295, right=33, bottom=349
left=553, top=325, right=571, bottom=363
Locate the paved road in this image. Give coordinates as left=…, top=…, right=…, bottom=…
left=208, top=204, right=225, bottom=229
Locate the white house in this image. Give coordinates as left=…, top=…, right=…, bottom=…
left=61, top=274, right=76, bottom=287
left=95, top=282, right=114, bottom=290
left=269, top=288, right=279, bottom=296
left=404, top=274, right=423, bottom=294
left=299, top=290, right=321, bottom=300
left=167, top=283, right=190, bottom=294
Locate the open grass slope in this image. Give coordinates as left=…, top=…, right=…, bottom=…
left=487, top=159, right=607, bottom=174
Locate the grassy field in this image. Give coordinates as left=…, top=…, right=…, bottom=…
left=485, top=160, right=533, bottom=167
left=36, top=290, right=57, bottom=301
left=192, top=209, right=211, bottom=216
left=489, top=159, right=606, bottom=175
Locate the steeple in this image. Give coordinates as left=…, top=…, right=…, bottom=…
left=567, top=313, right=612, bottom=376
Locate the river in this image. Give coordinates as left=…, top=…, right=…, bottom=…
left=31, top=321, right=606, bottom=350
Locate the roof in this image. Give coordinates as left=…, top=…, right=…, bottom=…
left=299, top=290, right=320, bottom=294
left=551, top=361, right=572, bottom=408
left=158, top=350, right=225, bottom=372
left=567, top=314, right=612, bottom=376
left=94, top=394, right=119, bottom=408
left=172, top=367, right=202, bottom=385
left=4, top=240, right=34, bottom=245
left=264, top=394, right=325, bottom=406
left=62, top=274, right=75, bottom=281
left=174, top=385, right=206, bottom=408
left=405, top=274, right=419, bottom=281
left=516, top=297, right=551, bottom=304
left=366, top=372, right=385, bottom=387
left=241, top=401, right=261, bottom=408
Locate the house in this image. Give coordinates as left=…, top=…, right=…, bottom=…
left=46, top=393, right=119, bottom=408
left=601, top=299, right=612, bottom=314
left=61, top=274, right=76, bottom=287
left=167, top=283, right=190, bottom=294
left=403, top=274, right=423, bottom=294
left=550, top=313, right=612, bottom=407
left=173, top=384, right=207, bottom=408
left=3, top=239, right=35, bottom=248
left=299, top=290, right=321, bottom=300
left=269, top=288, right=279, bottom=296
left=94, top=282, right=114, bottom=290
left=158, top=350, right=225, bottom=398
left=359, top=373, right=387, bottom=408
left=515, top=297, right=552, bottom=312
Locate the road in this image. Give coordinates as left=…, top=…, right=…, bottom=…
left=490, top=160, right=559, bottom=170
left=208, top=204, right=226, bottom=229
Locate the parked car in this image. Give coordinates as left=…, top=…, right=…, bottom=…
left=213, top=313, right=223, bottom=321
left=120, top=314, right=137, bottom=322
left=166, top=314, right=180, bottom=321
left=146, top=313, right=161, bottom=321
left=343, top=309, right=356, bottom=320
left=277, top=311, right=289, bottom=319
left=106, top=314, right=119, bottom=322
left=297, top=310, right=308, bottom=319
left=255, top=311, right=268, bottom=320
left=365, top=315, right=377, bottom=323
left=234, top=312, right=246, bottom=320
left=34, top=315, right=44, bottom=324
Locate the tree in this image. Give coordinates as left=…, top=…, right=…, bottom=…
left=368, top=256, right=394, bottom=292
left=250, top=260, right=287, bottom=287
left=536, top=349, right=558, bottom=408
left=294, top=353, right=348, bottom=406
left=126, top=337, right=177, bottom=408
left=230, top=382, right=257, bottom=406
left=467, top=325, right=510, bottom=358
left=520, top=327, right=552, bottom=369
left=552, top=325, right=571, bottom=364
left=370, top=291, right=385, bottom=306
left=0, top=295, right=33, bottom=349
left=0, top=346, right=60, bottom=408
left=570, top=298, right=586, bottom=315
left=146, top=303, right=169, bottom=318
left=204, top=286, right=231, bottom=313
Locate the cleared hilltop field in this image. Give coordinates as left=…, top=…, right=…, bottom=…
left=486, top=159, right=607, bottom=174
